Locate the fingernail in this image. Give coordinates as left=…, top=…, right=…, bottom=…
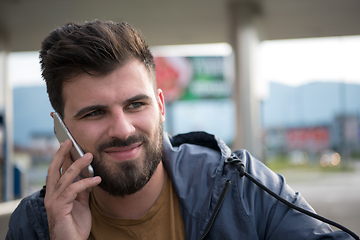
left=93, top=176, right=101, bottom=181
left=82, top=153, right=91, bottom=158
left=61, top=139, right=70, bottom=146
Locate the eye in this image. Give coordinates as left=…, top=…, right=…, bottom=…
left=85, top=109, right=104, bottom=117
left=127, top=102, right=145, bottom=110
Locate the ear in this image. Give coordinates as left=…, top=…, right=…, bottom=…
left=50, top=112, right=54, bottom=118
left=156, top=89, right=166, bottom=123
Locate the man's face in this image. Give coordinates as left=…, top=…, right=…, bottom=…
left=62, top=59, right=166, bottom=197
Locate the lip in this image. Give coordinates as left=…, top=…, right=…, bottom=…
left=104, top=142, right=143, bottom=161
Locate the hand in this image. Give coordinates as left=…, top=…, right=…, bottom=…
left=44, top=139, right=101, bottom=240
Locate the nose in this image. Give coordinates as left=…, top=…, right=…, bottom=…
left=107, top=109, right=135, bottom=139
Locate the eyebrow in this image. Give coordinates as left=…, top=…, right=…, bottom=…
left=73, top=93, right=153, bottom=119
left=125, top=93, right=153, bottom=106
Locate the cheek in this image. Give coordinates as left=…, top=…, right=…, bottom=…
left=136, top=110, right=161, bottom=136
left=72, top=123, right=106, bottom=152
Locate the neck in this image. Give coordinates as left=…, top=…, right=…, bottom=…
left=92, top=161, right=166, bottom=219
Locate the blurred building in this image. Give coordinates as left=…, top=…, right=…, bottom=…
left=30, top=132, right=58, bottom=165
left=262, top=82, right=360, bottom=161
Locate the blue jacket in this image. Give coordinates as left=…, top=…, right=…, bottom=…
left=6, top=131, right=354, bottom=239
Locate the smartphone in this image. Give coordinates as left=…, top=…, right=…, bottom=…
left=53, top=112, right=94, bottom=178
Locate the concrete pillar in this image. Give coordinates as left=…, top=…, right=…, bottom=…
left=228, top=0, right=263, bottom=158
left=0, top=32, right=14, bottom=201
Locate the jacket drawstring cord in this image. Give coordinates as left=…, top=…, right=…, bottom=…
left=200, top=179, right=231, bottom=240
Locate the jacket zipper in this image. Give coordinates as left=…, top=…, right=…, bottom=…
left=200, top=180, right=231, bottom=240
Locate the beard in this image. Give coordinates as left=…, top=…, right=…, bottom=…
left=90, top=120, right=164, bottom=198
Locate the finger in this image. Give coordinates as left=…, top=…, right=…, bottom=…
left=58, top=176, right=101, bottom=205
left=50, top=153, right=94, bottom=199
left=46, top=139, right=73, bottom=195
left=61, top=150, right=73, bottom=174
left=46, top=176, right=101, bottom=220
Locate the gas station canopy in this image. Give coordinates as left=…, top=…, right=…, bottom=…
left=1, top=0, right=360, bottom=52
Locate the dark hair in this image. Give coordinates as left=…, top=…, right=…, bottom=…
left=39, top=20, right=156, bottom=117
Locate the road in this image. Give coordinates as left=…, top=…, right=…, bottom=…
left=279, top=162, right=360, bottom=237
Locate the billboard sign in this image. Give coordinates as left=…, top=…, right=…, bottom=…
left=155, top=56, right=232, bottom=102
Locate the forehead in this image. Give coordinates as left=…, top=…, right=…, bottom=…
left=62, top=60, right=155, bottom=113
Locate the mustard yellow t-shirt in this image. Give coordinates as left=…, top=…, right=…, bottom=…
left=88, top=173, right=186, bottom=240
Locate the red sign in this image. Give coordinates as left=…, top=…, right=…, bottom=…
left=154, top=57, right=192, bottom=102
left=286, top=127, right=330, bottom=152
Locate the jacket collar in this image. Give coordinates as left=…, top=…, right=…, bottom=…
left=162, top=131, right=232, bottom=219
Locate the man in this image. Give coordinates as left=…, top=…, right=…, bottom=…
left=6, top=20, right=354, bottom=240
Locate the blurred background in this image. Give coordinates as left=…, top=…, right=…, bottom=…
left=1, top=0, right=360, bottom=238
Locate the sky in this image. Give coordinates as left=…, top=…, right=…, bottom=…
left=9, top=51, right=43, bottom=87
left=8, top=35, right=360, bottom=98
left=258, top=35, right=360, bottom=98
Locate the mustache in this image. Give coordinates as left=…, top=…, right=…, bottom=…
left=97, top=135, right=149, bottom=152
